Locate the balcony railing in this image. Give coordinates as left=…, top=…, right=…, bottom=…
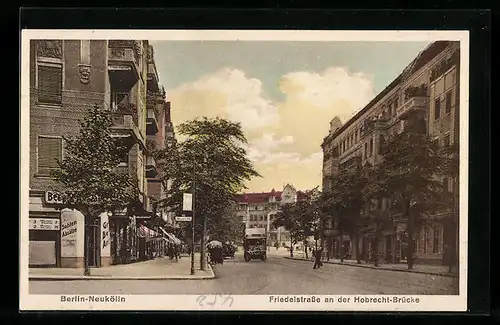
left=147, top=62, right=160, bottom=92
left=359, top=118, right=389, bottom=139
left=108, top=40, right=141, bottom=89
left=110, top=112, right=144, bottom=147
left=146, top=108, right=159, bottom=135
left=146, top=155, right=157, bottom=178
left=396, top=96, right=429, bottom=120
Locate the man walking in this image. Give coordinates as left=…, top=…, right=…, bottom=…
left=313, top=247, right=323, bottom=269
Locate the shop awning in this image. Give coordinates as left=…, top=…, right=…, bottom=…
left=160, top=227, right=181, bottom=245
left=137, top=225, right=161, bottom=238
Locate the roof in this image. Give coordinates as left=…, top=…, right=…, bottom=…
left=321, top=41, right=451, bottom=146
left=234, top=189, right=309, bottom=204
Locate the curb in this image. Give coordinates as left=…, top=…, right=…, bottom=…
left=284, top=257, right=458, bottom=278
left=29, top=264, right=216, bottom=281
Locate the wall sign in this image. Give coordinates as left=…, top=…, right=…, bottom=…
left=29, top=218, right=60, bottom=231
left=45, top=191, right=64, bottom=204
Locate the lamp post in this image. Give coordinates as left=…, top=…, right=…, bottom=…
left=190, top=165, right=196, bottom=275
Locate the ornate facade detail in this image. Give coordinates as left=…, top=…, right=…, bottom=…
left=430, top=50, right=460, bottom=82
left=78, top=64, right=91, bottom=84
left=404, top=84, right=428, bottom=101
left=110, top=48, right=126, bottom=58
left=36, top=40, right=63, bottom=59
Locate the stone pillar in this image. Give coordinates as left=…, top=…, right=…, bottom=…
left=100, top=212, right=112, bottom=267
left=60, top=209, right=85, bottom=268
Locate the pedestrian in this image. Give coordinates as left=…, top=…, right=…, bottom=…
left=313, top=247, right=322, bottom=269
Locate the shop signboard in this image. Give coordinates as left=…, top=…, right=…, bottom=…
left=44, top=191, right=64, bottom=205
left=29, top=218, right=60, bottom=231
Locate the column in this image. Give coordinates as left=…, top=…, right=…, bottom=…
left=100, top=212, right=112, bottom=267
left=60, top=209, right=85, bottom=268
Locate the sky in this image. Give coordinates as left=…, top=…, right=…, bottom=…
left=150, top=40, right=431, bottom=193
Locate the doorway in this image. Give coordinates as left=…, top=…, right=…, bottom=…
left=88, top=217, right=101, bottom=267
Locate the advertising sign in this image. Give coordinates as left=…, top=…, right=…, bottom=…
left=175, top=216, right=192, bottom=222
left=182, top=193, right=193, bottom=211
left=29, top=218, right=60, bottom=231
left=44, top=191, right=64, bottom=204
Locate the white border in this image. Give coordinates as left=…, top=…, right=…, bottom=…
left=20, top=29, right=469, bottom=312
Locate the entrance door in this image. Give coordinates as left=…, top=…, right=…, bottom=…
left=88, top=218, right=101, bottom=267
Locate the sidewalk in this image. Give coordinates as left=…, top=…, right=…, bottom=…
left=284, top=256, right=458, bottom=278
left=29, top=253, right=215, bottom=281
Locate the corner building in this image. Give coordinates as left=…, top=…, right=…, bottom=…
left=29, top=39, right=162, bottom=268
left=321, top=41, right=460, bottom=265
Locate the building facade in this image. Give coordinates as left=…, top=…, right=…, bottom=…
left=28, top=39, right=166, bottom=268
left=233, top=184, right=307, bottom=247
left=321, top=41, right=460, bottom=265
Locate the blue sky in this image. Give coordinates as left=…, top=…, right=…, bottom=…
left=149, top=41, right=431, bottom=192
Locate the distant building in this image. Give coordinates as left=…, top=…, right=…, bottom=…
left=233, top=184, right=308, bottom=247
left=321, top=41, right=460, bottom=265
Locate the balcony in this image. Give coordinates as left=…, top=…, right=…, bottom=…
left=396, top=96, right=428, bottom=120
left=360, top=118, right=389, bottom=138
left=146, top=155, right=157, bottom=178
left=108, top=40, right=141, bottom=91
left=114, top=163, right=130, bottom=175
left=110, top=110, right=144, bottom=149
left=147, top=62, right=160, bottom=92
left=146, top=108, right=159, bottom=135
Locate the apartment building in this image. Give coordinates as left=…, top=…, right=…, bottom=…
left=233, top=184, right=307, bottom=247
left=28, top=39, right=164, bottom=268
left=321, top=41, right=460, bottom=265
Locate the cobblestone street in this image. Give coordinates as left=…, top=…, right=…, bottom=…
left=29, top=251, right=458, bottom=295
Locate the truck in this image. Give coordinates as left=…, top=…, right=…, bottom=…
left=243, top=228, right=267, bottom=262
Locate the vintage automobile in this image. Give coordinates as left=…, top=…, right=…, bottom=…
left=243, top=228, right=267, bottom=262
left=222, top=242, right=237, bottom=258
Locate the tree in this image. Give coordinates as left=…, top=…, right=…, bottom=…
left=272, top=203, right=300, bottom=257
left=323, top=160, right=369, bottom=263
left=155, top=117, right=260, bottom=269
left=372, top=130, right=457, bottom=269
left=52, top=105, right=135, bottom=275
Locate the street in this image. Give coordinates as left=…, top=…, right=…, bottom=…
left=29, top=252, right=458, bottom=295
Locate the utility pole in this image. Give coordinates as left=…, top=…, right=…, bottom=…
left=199, top=153, right=209, bottom=271
left=190, top=165, right=196, bottom=275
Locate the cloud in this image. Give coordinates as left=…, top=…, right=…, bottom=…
left=168, top=68, right=279, bottom=131
left=168, top=67, right=375, bottom=192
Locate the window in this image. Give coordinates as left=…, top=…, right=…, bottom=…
left=394, top=98, right=399, bottom=111
left=433, top=227, right=440, bottom=253
left=369, top=138, right=373, bottom=156
left=37, top=136, right=62, bottom=175
left=444, top=133, right=451, bottom=147
left=379, top=135, right=385, bottom=154
left=434, top=98, right=441, bottom=121
left=364, top=143, right=368, bottom=158
left=445, top=91, right=452, bottom=115
left=37, top=64, right=63, bottom=104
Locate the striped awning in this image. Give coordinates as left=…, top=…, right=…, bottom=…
left=159, top=227, right=181, bottom=244
left=137, top=225, right=160, bottom=238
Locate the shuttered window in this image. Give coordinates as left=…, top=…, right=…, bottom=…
left=37, top=65, right=62, bottom=104
left=38, top=137, right=62, bottom=175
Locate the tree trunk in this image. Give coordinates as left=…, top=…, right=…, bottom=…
left=373, top=223, right=380, bottom=267
left=406, top=201, right=415, bottom=270
left=353, top=232, right=361, bottom=264
left=339, top=230, right=344, bottom=263
left=304, top=239, right=308, bottom=259
left=289, top=235, right=294, bottom=257
left=79, top=205, right=91, bottom=276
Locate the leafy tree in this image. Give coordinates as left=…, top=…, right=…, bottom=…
left=52, top=105, right=136, bottom=275
left=370, top=129, right=458, bottom=269
left=155, top=117, right=260, bottom=267
left=272, top=203, right=300, bottom=257
left=323, top=159, right=369, bottom=263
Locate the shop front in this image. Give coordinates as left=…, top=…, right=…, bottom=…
left=29, top=190, right=64, bottom=268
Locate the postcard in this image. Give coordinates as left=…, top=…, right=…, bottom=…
left=20, top=29, right=468, bottom=311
